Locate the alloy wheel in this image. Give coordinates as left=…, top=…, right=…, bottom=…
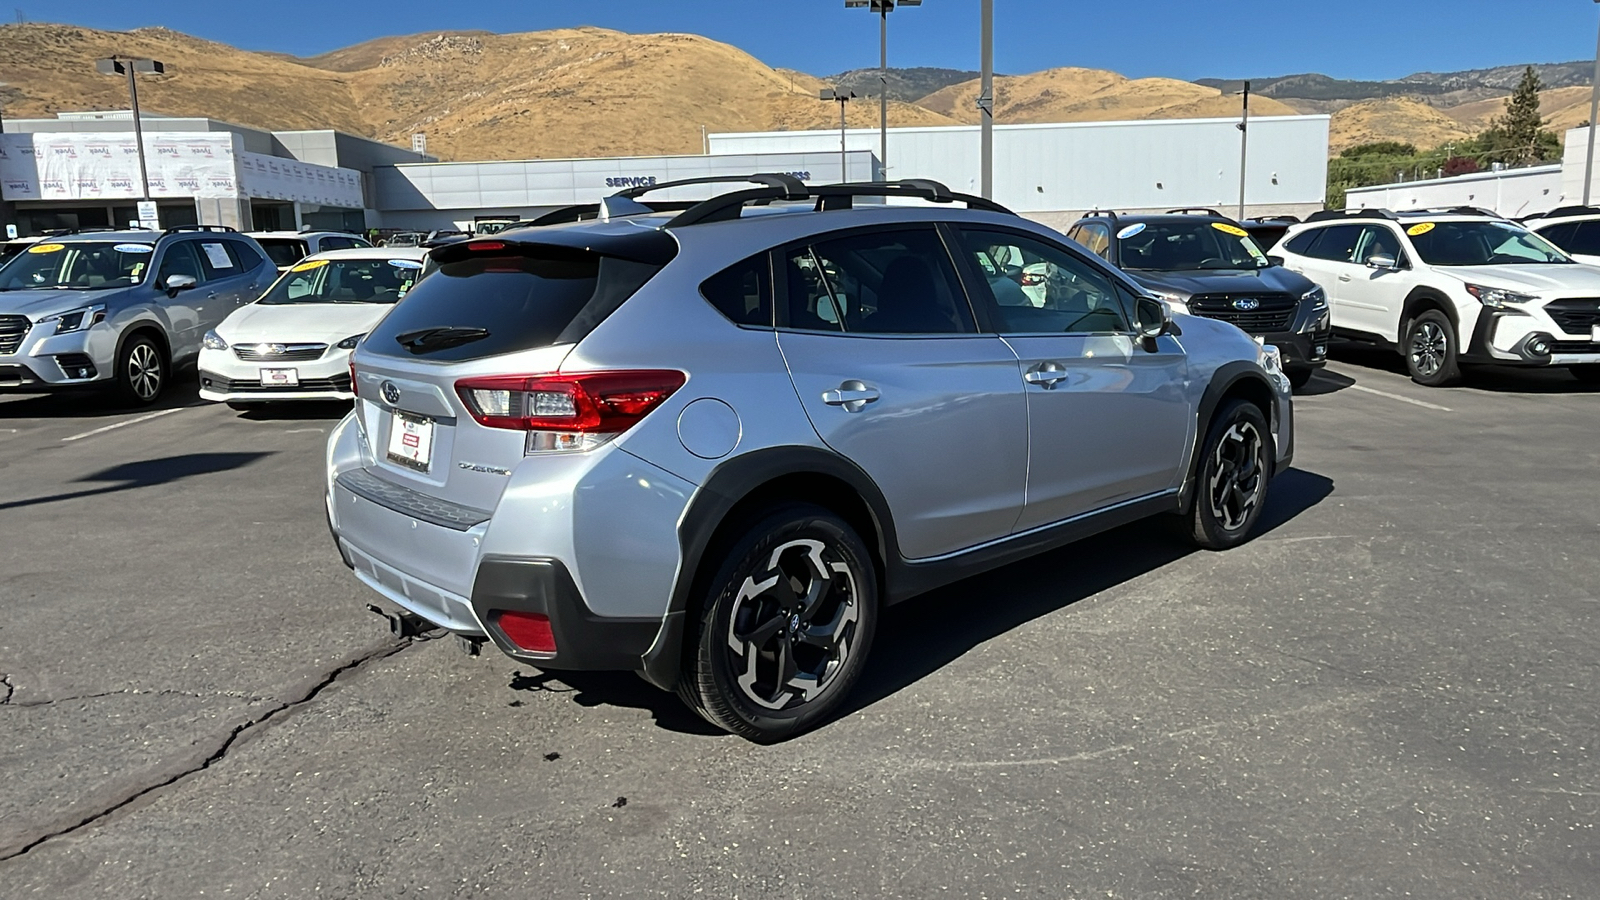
left=1207, top=421, right=1265, bottom=532
left=128, top=343, right=163, bottom=401
left=1409, top=321, right=1447, bottom=378
left=723, top=538, right=860, bottom=711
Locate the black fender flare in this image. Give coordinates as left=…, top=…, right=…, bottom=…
left=114, top=320, right=171, bottom=370
left=1179, top=361, right=1277, bottom=515
left=1400, top=287, right=1460, bottom=340
left=638, top=445, right=898, bottom=690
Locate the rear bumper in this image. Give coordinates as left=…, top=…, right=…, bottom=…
left=472, top=557, right=659, bottom=670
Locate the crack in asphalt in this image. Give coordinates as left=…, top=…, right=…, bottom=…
left=0, top=674, right=13, bottom=706
left=0, top=640, right=409, bottom=863
left=8, top=688, right=218, bottom=708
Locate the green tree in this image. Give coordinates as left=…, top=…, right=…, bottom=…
left=1340, top=141, right=1418, bottom=159
left=1487, top=66, right=1551, bottom=165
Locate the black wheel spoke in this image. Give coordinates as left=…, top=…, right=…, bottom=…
left=736, top=612, right=785, bottom=648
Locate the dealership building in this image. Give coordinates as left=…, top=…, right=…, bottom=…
left=3, top=110, right=1332, bottom=237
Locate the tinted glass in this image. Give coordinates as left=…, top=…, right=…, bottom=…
left=1406, top=221, right=1570, bottom=266
left=365, top=247, right=661, bottom=361
left=1352, top=224, right=1404, bottom=265
left=782, top=228, right=975, bottom=335
left=701, top=253, right=773, bottom=327
left=1539, top=221, right=1600, bottom=256
left=196, top=241, right=240, bottom=280
left=1077, top=223, right=1112, bottom=260
left=1282, top=229, right=1320, bottom=255
left=0, top=241, right=154, bottom=291
left=226, top=241, right=264, bottom=272
left=1117, top=221, right=1269, bottom=270
left=955, top=228, right=1131, bottom=334
left=1302, top=224, right=1362, bottom=262
left=259, top=258, right=424, bottom=306
left=258, top=239, right=308, bottom=268
left=157, top=241, right=205, bottom=286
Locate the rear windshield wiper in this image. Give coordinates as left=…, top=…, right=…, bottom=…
left=394, top=326, right=490, bottom=354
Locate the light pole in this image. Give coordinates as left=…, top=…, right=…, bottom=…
left=820, top=89, right=856, bottom=181
left=1584, top=0, right=1600, bottom=205
left=1236, top=81, right=1250, bottom=219
left=95, top=57, right=165, bottom=207
left=979, top=0, right=993, bottom=199
left=845, top=0, right=920, bottom=181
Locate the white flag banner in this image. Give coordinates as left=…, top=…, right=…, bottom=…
left=0, top=132, right=240, bottom=200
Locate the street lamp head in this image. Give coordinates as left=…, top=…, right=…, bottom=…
left=820, top=89, right=857, bottom=101
left=95, top=57, right=166, bottom=76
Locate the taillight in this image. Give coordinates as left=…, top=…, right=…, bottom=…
left=456, top=370, right=686, bottom=453
left=495, top=610, right=555, bottom=653
left=349, top=359, right=358, bottom=397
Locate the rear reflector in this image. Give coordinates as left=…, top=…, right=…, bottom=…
left=495, top=610, right=556, bottom=653
left=455, top=370, right=686, bottom=452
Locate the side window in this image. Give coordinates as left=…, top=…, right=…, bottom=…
left=197, top=241, right=238, bottom=280
left=1352, top=225, right=1403, bottom=266
left=700, top=253, right=773, bottom=327
left=1282, top=228, right=1321, bottom=256
left=1065, top=225, right=1088, bottom=246
left=156, top=241, right=204, bottom=286
left=955, top=228, right=1132, bottom=334
left=225, top=241, right=264, bottom=272
left=1533, top=222, right=1577, bottom=251
left=1079, top=224, right=1112, bottom=260
left=781, top=228, right=976, bottom=335
left=1567, top=221, right=1600, bottom=256
left=1304, top=224, right=1363, bottom=263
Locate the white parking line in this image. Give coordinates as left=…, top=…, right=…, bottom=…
left=61, top=407, right=186, bottom=443
left=1343, top=383, right=1452, bottom=412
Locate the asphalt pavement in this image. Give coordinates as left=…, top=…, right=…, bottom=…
left=0, top=350, right=1596, bottom=899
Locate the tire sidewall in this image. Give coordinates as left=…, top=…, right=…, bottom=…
left=692, top=504, right=878, bottom=742
left=1190, top=399, right=1273, bottom=550
left=1405, top=310, right=1459, bottom=387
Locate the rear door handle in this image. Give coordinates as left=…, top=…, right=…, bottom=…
left=1337, top=274, right=1351, bottom=282
left=1024, top=361, right=1069, bottom=389
left=821, top=380, right=880, bottom=412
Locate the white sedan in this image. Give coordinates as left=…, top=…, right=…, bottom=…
left=198, top=247, right=429, bottom=407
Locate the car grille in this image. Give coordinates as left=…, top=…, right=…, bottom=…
left=233, top=343, right=327, bottom=362
left=0, top=315, right=32, bottom=354
left=202, top=374, right=352, bottom=393
left=1185, top=293, right=1297, bottom=333
left=1543, top=298, right=1600, bottom=335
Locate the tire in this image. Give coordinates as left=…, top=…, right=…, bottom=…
left=679, top=503, right=878, bottom=742
left=1403, top=310, right=1462, bottom=387
left=1287, top=368, right=1315, bottom=391
left=1568, top=365, right=1600, bottom=384
left=114, top=334, right=166, bottom=406
left=1187, top=399, right=1273, bottom=551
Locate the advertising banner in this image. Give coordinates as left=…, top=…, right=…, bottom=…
left=237, top=152, right=364, bottom=209
left=0, top=132, right=240, bottom=201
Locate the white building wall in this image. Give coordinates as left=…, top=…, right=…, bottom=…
left=1346, top=165, right=1565, bottom=217
left=708, top=115, right=1330, bottom=226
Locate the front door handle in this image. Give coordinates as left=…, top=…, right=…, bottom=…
left=1337, top=274, right=1351, bottom=282
left=821, top=380, right=880, bottom=412
left=1024, top=361, right=1069, bottom=389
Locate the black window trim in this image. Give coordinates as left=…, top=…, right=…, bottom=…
left=946, top=223, right=1141, bottom=338
left=770, top=222, right=988, bottom=340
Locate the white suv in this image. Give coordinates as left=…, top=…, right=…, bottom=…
left=1273, top=208, right=1600, bottom=386
left=1521, top=206, right=1600, bottom=266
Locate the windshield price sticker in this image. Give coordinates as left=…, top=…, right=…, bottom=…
left=1117, top=223, right=1147, bottom=239
left=291, top=259, right=330, bottom=272
left=113, top=244, right=154, bottom=254
left=1408, top=222, right=1436, bottom=236
left=1211, top=222, right=1250, bottom=237
left=28, top=243, right=65, bottom=254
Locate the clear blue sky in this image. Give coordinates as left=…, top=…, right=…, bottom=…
left=9, top=0, right=1596, bottom=81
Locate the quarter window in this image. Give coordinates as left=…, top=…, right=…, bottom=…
left=1281, top=229, right=1320, bottom=256
left=701, top=253, right=773, bottom=327
left=225, top=241, right=264, bottom=272
left=954, top=228, right=1131, bottom=334
left=781, top=228, right=975, bottom=335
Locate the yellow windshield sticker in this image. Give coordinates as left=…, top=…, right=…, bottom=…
left=1407, top=222, right=1436, bottom=236
left=290, top=259, right=330, bottom=272
left=1211, top=222, right=1249, bottom=237
left=27, top=243, right=65, bottom=254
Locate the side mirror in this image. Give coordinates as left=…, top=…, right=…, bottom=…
left=1135, top=295, right=1172, bottom=345
left=1366, top=253, right=1398, bottom=270
left=1267, top=255, right=1285, bottom=267
left=163, top=274, right=198, bottom=295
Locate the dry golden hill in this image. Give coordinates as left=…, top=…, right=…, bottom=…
left=1443, top=85, right=1594, bottom=134
left=918, top=67, right=1298, bottom=124
left=1328, top=98, right=1477, bottom=154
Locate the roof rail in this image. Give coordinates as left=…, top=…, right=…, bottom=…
left=1304, top=208, right=1397, bottom=223
left=1394, top=205, right=1503, bottom=219
left=1166, top=208, right=1226, bottom=218
left=1521, top=204, right=1600, bottom=222
left=664, top=178, right=1013, bottom=228
left=44, top=226, right=117, bottom=236
left=617, top=173, right=809, bottom=201
left=518, top=200, right=700, bottom=229
left=1245, top=214, right=1301, bottom=224
left=161, top=224, right=238, bottom=236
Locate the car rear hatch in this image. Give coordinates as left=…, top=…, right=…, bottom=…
left=347, top=230, right=679, bottom=515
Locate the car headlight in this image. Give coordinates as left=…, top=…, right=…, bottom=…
left=39, top=305, right=106, bottom=334
left=1464, top=283, right=1537, bottom=309
left=202, top=330, right=229, bottom=350
left=1150, top=290, right=1190, bottom=315
left=1301, top=286, right=1327, bottom=309
left=335, top=334, right=365, bottom=350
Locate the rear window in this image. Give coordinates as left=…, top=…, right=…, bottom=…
left=258, top=239, right=308, bottom=268
left=365, top=247, right=663, bottom=361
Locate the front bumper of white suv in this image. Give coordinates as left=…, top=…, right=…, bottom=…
left=1466, top=297, right=1600, bottom=366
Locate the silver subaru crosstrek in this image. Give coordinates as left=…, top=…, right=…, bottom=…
left=327, top=176, right=1294, bottom=742
left=0, top=226, right=275, bottom=404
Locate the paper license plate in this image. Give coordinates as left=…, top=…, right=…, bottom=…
left=259, top=367, right=299, bottom=387
left=386, top=412, right=434, bottom=471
